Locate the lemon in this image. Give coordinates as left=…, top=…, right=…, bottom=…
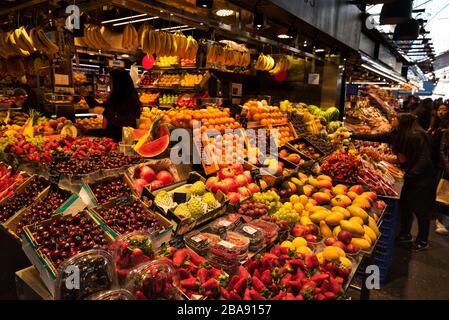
left=280, top=241, right=295, bottom=251
left=296, top=246, right=313, bottom=255
left=292, top=237, right=307, bottom=248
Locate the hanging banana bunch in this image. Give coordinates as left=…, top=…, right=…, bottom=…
left=254, top=53, right=275, bottom=71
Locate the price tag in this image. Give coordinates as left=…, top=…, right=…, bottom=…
left=242, top=225, right=258, bottom=235
left=217, top=220, right=232, bottom=227
left=191, top=235, right=206, bottom=243
left=218, top=240, right=235, bottom=249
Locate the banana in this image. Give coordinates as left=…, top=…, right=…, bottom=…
left=14, top=28, right=32, bottom=53
left=206, top=44, right=215, bottom=64
left=0, top=32, right=12, bottom=58
left=36, top=28, right=59, bottom=54
left=169, top=33, right=177, bottom=57
left=121, top=25, right=128, bottom=49
left=18, top=27, right=36, bottom=53
left=94, top=26, right=110, bottom=49
left=137, top=24, right=149, bottom=46
left=141, top=28, right=149, bottom=53
left=186, top=36, right=197, bottom=60
left=152, top=30, right=160, bottom=56
left=157, top=32, right=165, bottom=56
left=130, top=24, right=138, bottom=50
left=30, top=28, right=45, bottom=51
left=164, top=32, right=172, bottom=57
left=9, top=32, right=29, bottom=56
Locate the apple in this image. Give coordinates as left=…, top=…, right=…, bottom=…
left=223, top=178, right=238, bottom=193
left=305, top=223, right=319, bottom=236
left=149, top=180, right=164, bottom=190
left=247, top=183, right=260, bottom=194
left=218, top=167, right=235, bottom=180
left=231, top=163, right=244, bottom=175
left=349, top=185, right=364, bottom=195
left=206, top=176, right=219, bottom=190
left=210, top=181, right=223, bottom=193
left=228, top=192, right=240, bottom=205
left=324, top=237, right=337, bottom=246
left=346, top=244, right=360, bottom=254
left=277, top=162, right=284, bottom=175
left=139, top=166, right=156, bottom=183
left=291, top=224, right=306, bottom=237
left=133, top=179, right=148, bottom=193
left=156, top=171, right=173, bottom=185
left=243, top=170, right=253, bottom=184
left=376, top=200, right=386, bottom=211
left=305, top=234, right=318, bottom=243
left=238, top=186, right=252, bottom=199
left=331, top=240, right=346, bottom=251
left=235, top=174, right=248, bottom=187
left=337, top=230, right=353, bottom=245
left=313, top=192, right=331, bottom=205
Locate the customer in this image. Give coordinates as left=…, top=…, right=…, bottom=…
left=102, top=68, right=141, bottom=141
left=413, top=98, right=432, bottom=131
left=79, top=86, right=103, bottom=112
left=352, top=113, right=436, bottom=251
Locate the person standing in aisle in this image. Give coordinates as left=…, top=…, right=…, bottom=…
left=352, top=113, right=436, bottom=251
left=413, top=98, right=432, bottom=131
left=101, top=68, right=142, bottom=141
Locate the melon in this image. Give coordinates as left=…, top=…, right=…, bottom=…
left=132, top=129, right=149, bottom=140
left=325, top=107, right=340, bottom=122
left=135, top=134, right=169, bottom=157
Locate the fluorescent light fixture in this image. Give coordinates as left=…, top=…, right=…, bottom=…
left=315, top=49, right=325, bottom=53
left=158, top=25, right=189, bottom=31
left=277, top=34, right=292, bottom=39
left=215, top=9, right=234, bottom=17
left=174, top=27, right=196, bottom=32
left=102, top=13, right=147, bottom=24
left=76, top=63, right=100, bottom=68
left=361, top=63, right=406, bottom=84
left=121, top=54, right=130, bottom=58
left=113, top=16, right=159, bottom=26
left=352, top=81, right=388, bottom=85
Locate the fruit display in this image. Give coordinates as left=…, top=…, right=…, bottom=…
left=162, top=107, right=238, bottom=130
left=139, top=72, right=159, bottom=87
left=156, top=56, right=178, bottom=67
left=28, top=212, right=110, bottom=268
left=76, top=117, right=103, bottom=130
left=134, top=117, right=170, bottom=158
left=161, top=247, right=229, bottom=299
left=156, top=74, right=181, bottom=87
left=244, top=100, right=288, bottom=127
left=220, top=245, right=348, bottom=300
left=254, top=54, right=276, bottom=71
left=0, top=110, right=28, bottom=127
left=321, top=149, right=361, bottom=183
left=111, top=231, right=155, bottom=282
left=140, top=29, right=198, bottom=61
left=131, top=164, right=175, bottom=194
left=73, top=71, right=87, bottom=85
left=89, top=176, right=131, bottom=205
left=0, top=176, right=49, bottom=223
left=202, top=132, right=247, bottom=168
left=94, top=197, right=167, bottom=235
left=287, top=107, right=325, bottom=135
left=75, top=24, right=111, bottom=50
left=14, top=187, right=72, bottom=236
left=0, top=27, right=58, bottom=58
left=356, top=141, right=400, bottom=166
left=205, top=164, right=260, bottom=205
left=206, top=43, right=251, bottom=68
left=55, top=249, right=116, bottom=300
left=180, top=73, right=203, bottom=87
left=344, top=97, right=391, bottom=134
left=139, top=92, right=160, bottom=105
left=328, top=127, right=351, bottom=144
left=278, top=148, right=307, bottom=165
left=289, top=140, right=322, bottom=160
left=0, top=164, right=26, bottom=201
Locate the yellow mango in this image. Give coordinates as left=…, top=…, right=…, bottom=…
left=310, top=210, right=330, bottom=224
left=325, top=212, right=345, bottom=226
left=322, top=247, right=340, bottom=261
left=332, top=206, right=350, bottom=219
left=347, top=206, right=369, bottom=223
left=317, top=252, right=324, bottom=264
left=333, top=226, right=342, bottom=238
left=363, top=225, right=377, bottom=243
left=364, top=234, right=373, bottom=246
left=349, top=216, right=364, bottom=226
left=309, top=206, right=327, bottom=213
left=368, top=216, right=380, bottom=236
left=351, top=238, right=371, bottom=250
left=340, top=220, right=365, bottom=237
left=339, top=257, right=352, bottom=269
left=320, top=221, right=334, bottom=238
left=300, top=215, right=313, bottom=226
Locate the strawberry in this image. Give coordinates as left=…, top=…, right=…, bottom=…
left=246, top=258, right=257, bottom=274
left=243, top=288, right=251, bottom=300
left=202, top=278, right=219, bottom=291
left=134, top=290, right=146, bottom=300
left=197, top=268, right=209, bottom=284
left=253, top=269, right=262, bottom=280
left=279, top=254, right=290, bottom=264
left=282, top=293, right=296, bottom=300
left=294, top=268, right=306, bottom=281
left=289, top=259, right=305, bottom=270
left=178, top=268, right=191, bottom=280
left=296, top=294, right=304, bottom=300
left=272, top=245, right=281, bottom=257
left=280, top=273, right=292, bottom=288
left=237, top=265, right=249, bottom=279
left=249, top=289, right=266, bottom=300
left=280, top=247, right=290, bottom=255
left=262, top=258, right=273, bottom=270
left=305, top=254, right=319, bottom=269
left=251, top=276, right=266, bottom=292
left=233, top=277, right=248, bottom=295
left=338, top=267, right=350, bottom=280
left=180, top=277, right=199, bottom=291
left=229, top=291, right=242, bottom=300
left=188, top=249, right=205, bottom=266
left=228, top=275, right=241, bottom=290
left=130, top=248, right=145, bottom=266
left=315, top=293, right=326, bottom=300
left=220, top=287, right=231, bottom=300
left=116, top=268, right=129, bottom=280
left=288, top=280, right=302, bottom=293
left=324, top=292, right=336, bottom=300
left=272, top=290, right=286, bottom=300
left=300, top=281, right=317, bottom=300
left=329, top=277, right=342, bottom=294
left=261, top=269, right=272, bottom=286
left=320, top=280, right=332, bottom=293
left=310, top=273, right=329, bottom=286
left=209, top=268, right=222, bottom=278
left=172, top=248, right=188, bottom=266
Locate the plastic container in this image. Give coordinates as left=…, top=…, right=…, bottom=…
left=247, top=219, right=279, bottom=244
left=208, top=231, right=250, bottom=266
left=125, top=259, right=181, bottom=300
left=184, top=230, right=221, bottom=256
left=55, top=249, right=117, bottom=300
left=235, top=223, right=266, bottom=252
left=110, top=231, right=155, bottom=283
left=88, top=289, right=134, bottom=300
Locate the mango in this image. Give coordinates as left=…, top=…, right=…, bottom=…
left=325, top=212, right=345, bottom=226
left=340, top=220, right=365, bottom=237
left=339, top=256, right=353, bottom=269
left=310, top=210, right=330, bottom=224
left=332, top=206, right=351, bottom=219
left=351, top=238, right=371, bottom=250
left=347, top=206, right=369, bottom=223
left=309, top=206, right=327, bottom=213
left=368, top=216, right=380, bottom=236
left=333, top=226, right=342, bottom=238
left=349, top=216, right=364, bottom=226
left=300, top=215, right=313, bottom=226
left=363, top=225, right=377, bottom=243
left=364, top=234, right=373, bottom=246
left=320, top=221, right=334, bottom=238
left=297, top=246, right=313, bottom=255
left=323, top=246, right=345, bottom=261
left=292, top=237, right=307, bottom=248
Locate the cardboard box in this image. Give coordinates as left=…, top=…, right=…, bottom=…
left=89, top=195, right=173, bottom=249
left=21, top=210, right=113, bottom=296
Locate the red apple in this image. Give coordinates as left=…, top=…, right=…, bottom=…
left=243, top=170, right=253, bottom=184
left=139, top=166, right=156, bottom=183
left=149, top=180, right=164, bottom=190
left=237, top=186, right=252, bottom=198
left=156, top=170, right=173, bottom=185
left=228, top=192, right=240, bottom=205
left=223, top=178, right=238, bottom=193
left=349, top=185, right=364, bottom=195
left=133, top=179, right=148, bottom=193
left=277, top=162, right=284, bottom=175
left=218, top=167, right=235, bottom=180
left=331, top=241, right=346, bottom=251
left=235, top=174, right=248, bottom=187
left=247, top=183, right=260, bottom=194
left=305, top=224, right=319, bottom=236
left=376, top=200, right=386, bottom=211
left=337, top=230, right=353, bottom=245
left=231, top=163, right=244, bottom=175
left=206, top=176, right=219, bottom=190
left=324, top=238, right=336, bottom=246
left=305, top=234, right=318, bottom=243
left=346, top=244, right=360, bottom=254
left=210, top=181, right=223, bottom=193
left=291, top=224, right=306, bottom=237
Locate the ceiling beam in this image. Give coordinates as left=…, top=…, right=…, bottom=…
left=0, top=0, right=48, bottom=16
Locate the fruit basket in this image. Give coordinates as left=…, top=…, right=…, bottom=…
left=110, top=231, right=156, bottom=283
left=80, top=174, right=134, bottom=207
left=89, top=195, right=173, bottom=248
left=125, top=259, right=181, bottom=300
left=21, top=210, right=114, bottom=296
left=55, top=249, right=117, bottom=300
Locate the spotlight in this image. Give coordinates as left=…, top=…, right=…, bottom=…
left=253, top=9, right=267, bottom=29
left=196, top=0, right=213, bottom=9
left=215, top=9, right=234, bottom=17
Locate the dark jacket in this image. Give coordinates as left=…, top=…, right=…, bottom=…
left=353, top=131, right=436, bottom=214
left=439, top=130, right=449, bottom=174
left=102, top=101, right=141, bottom=142
left=412, top=105, right=431, bottom=131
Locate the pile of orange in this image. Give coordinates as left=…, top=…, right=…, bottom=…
left=203, top=132, right=247, bottom=168
left=244, top=100, right=288, bottom=127
left=272, top=125, right=296, bottom=146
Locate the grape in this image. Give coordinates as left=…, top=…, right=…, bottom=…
left=273, top=203, right=299, bottom=226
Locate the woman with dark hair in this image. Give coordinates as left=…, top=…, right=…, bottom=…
left=352, top=113, right=436, bottom=251
left=412, top=98, right=432, bottom=130
left=102, top=68, right=141, bottom=141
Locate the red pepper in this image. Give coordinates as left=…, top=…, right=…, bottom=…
left=249, top=289, right=266, bottom=300
left=197, top=268, right=209, bottom=284
left=251, top=276, right=266, bottom=292
left=202, top=278, right=219, bottom=291
left=233, top=277, right=248, bottom=295
left=220, top=287, right=231, bottom=300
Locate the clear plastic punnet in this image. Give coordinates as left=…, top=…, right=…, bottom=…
left=88, top=289, right=134, bottom=300
left=235, top=223, right=267, bottom=252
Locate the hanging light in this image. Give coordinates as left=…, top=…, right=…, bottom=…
left=253, top=9, right=267, bottom=29
left=379, top=0, right=412, bottom=25
left=393, top=19, right=420, bottom=40
left=196, top=0, right=213, bottom=9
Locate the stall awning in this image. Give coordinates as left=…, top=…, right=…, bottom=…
left=360, top=53, right=408, bottom=85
